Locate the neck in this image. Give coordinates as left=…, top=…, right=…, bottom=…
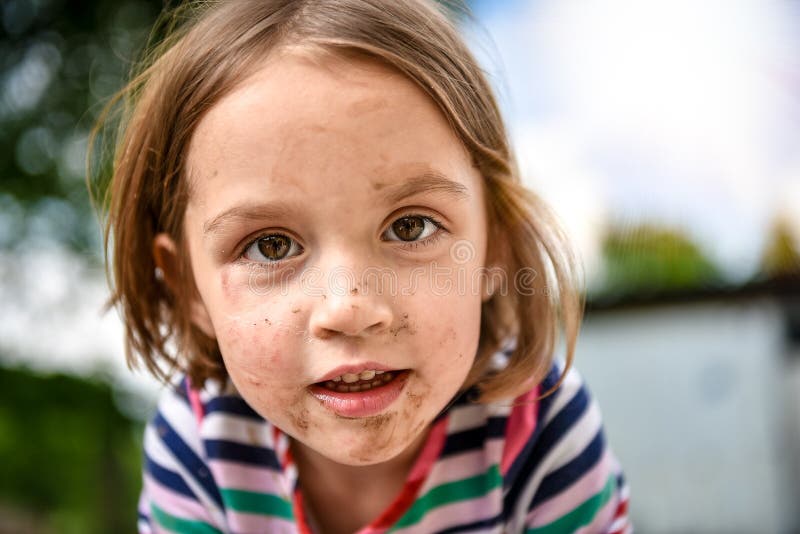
left=290, top=428, right=430, bottom=534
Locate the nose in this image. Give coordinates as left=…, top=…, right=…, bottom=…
left=308, top=278, right=394, bottom=340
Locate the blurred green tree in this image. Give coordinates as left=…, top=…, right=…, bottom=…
left=597, top=221, right=724, bottom=299
left=759, top=216, right=800, bottom=278
left=0, top=364, right=144, bottom=534
left=0, top=0, right=163, bottom=256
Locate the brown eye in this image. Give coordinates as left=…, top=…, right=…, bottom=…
left=257, top=235, right=291, bottom=260
left=391, top=216, right=425, bottom=241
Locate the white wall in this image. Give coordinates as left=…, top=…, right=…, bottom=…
left=575, top=297, right=796, bottom=533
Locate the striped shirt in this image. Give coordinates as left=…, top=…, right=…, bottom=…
left=137, top=359, right=631, bottom=533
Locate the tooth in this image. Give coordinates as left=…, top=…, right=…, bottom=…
left=374, top=370, right=384, bottom=374
left=381, top=373, right=392, bottom=382
left=325, top=381, right=336, bottom=389
left=342, top=373, right=359, bottom=383
left=335, top=384, right=349, bottom=393
left=371, top=380, right=381, bottom=387
left=348, top=385, right=360, bottom=392
left=359, top=370, right=376, bottom=380
left=332, top=376, right=342, bottom=382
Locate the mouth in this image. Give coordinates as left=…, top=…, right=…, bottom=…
left=316, top=369, right=404, bottom=393
left=308, top=369, right=410, bottom=418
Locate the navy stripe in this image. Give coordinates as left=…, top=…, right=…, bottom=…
left=144, top=452, right=197, bottom=499
left=204, top=396, right=263, bottom=420
left=503, top=364, right=562, bottom=491
left=440, top=416, right=505, bottom=458
left=502, top=380, right=590, bottom=517
left=153, top=411, right=224, bottom=510
left=137, top=511, right=151, bottom=524
left=528, top=427, right=605, bottom=509
left=205, top=439, right=282, bottom=470
left=436, top=512, right=504, bottom=533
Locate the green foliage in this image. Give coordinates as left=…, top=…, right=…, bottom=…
left=0, top=0, right=163, bottom=256
left=597, top=221, right=724, bottom=299
left=760, top=216, right=800, bottom=277
left=0, top=365, right=145, bottom=533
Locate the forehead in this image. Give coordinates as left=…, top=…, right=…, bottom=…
left=184, top=49, right=482, bottom=213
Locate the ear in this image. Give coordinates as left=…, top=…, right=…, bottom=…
left=153, top=233, right=216, bottom=339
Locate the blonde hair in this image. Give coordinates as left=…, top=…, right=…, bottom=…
left=89, top=0, right=584, bottom=403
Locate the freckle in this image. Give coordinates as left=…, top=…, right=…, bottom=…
left=264, top=318, right=271, bottom=325
left=350, top=287, right=358, bottom=295
left=322, top=295, right=327, bottom=300
left=292, top=308, right=301, bottom=313
left=351, top=304, right=359, bottom=309
left=372, top=181, right=387, bottom=191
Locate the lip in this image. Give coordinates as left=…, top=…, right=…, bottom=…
left=308, top=370, right=410, bottom=418
left=314, top=362, right=399, bottom=383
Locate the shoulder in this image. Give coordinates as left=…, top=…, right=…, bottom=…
left=500, top=362, right=632, bottom=533
left=138, top=375, right=230, bottom=531
left=139, top=377, right=276, bottom=532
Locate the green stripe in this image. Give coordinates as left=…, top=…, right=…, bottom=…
left=390, top=464, right=503, bottom=530
left=150, top=502, right=223, bottom=534
left=526, top=474, right=617, bottom=534
left=220, top=488, right=294, bottom=519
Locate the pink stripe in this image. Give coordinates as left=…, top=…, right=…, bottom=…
left=526, top=449, right=614, bottom=526
left=208, top=459, right=289, bottom=495
left=143, top=473, right=217, bottom=525
left=226, top=510, right=296, bottom=533
left=392, top=488, right=501, bottom=534
left=418, top=440, right=502, bottom=494
left=501, top=386, right=539, bottom=475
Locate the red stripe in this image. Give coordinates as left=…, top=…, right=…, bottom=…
left=608, top=496, right=630, bottom=534
left=293, top=489, right=315, bottom=534
left=500, top=385, right=539, bottom=475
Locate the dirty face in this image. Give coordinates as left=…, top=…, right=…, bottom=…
left=177, top=50, right=489, bottom=466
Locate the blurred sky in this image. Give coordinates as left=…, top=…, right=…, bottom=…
left=465, top=0, right=800, bottom=286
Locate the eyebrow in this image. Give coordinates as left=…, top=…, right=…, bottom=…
left=203, top=202, right=295, bottom=237
left=379, top=171, right=470, bottom=205
left=202, top=171, right=469, bottom=237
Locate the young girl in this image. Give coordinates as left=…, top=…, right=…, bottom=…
left=92, top=0, right=631, bottom=532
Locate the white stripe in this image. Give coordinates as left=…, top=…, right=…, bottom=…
left=201, top=411, right=272, bottom=447
left=447, top=403, right=490, bottom=433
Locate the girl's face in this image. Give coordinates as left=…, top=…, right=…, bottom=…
left=171, top=50, right=490, bottom=466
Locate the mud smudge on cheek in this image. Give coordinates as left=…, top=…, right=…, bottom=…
left=389, top=313, right=417, bottom=337
left=405, top=389, right=424, bottom=410
left=290, top=407, right=310, bottom=433
left=287, top=391, right=311, bottom=436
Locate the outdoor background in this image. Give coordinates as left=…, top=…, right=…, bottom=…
left=1, top=0, right=798, bottom=532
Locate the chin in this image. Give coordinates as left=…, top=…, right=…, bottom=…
left=312, top=416, right=423, bottom=466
